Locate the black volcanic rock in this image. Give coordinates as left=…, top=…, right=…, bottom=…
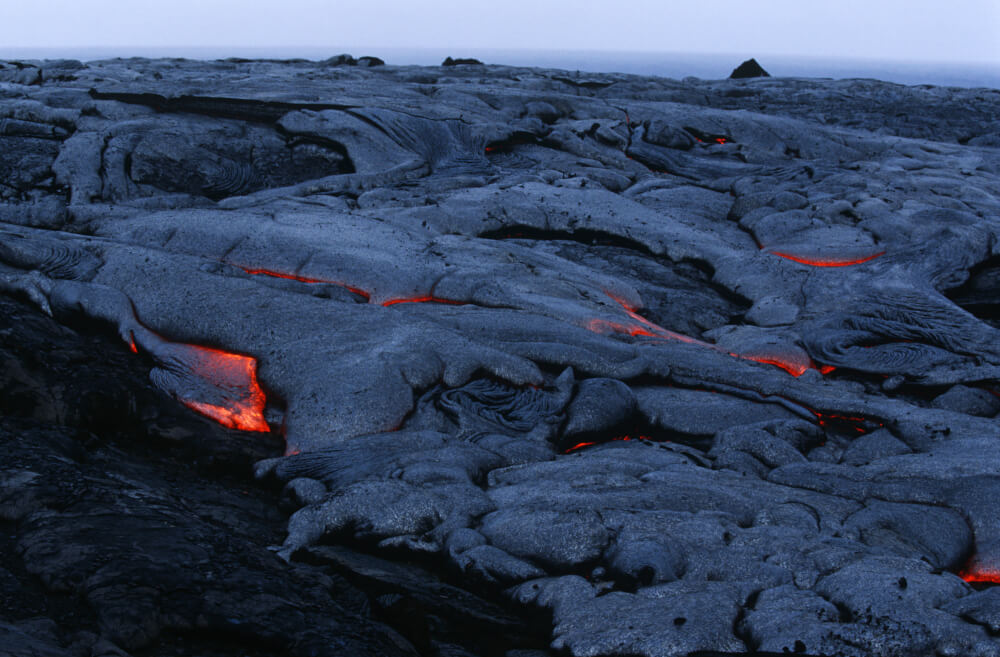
left=442, top=56, right=484, bottom=66
left=2, top=55, right=1000, bottom=657
left=323, top=53, right=357, bottom=66
left=730, top=57, right=770, bottom=78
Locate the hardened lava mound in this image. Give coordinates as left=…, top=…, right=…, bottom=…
left=2, top=55, right=1000, bottom=656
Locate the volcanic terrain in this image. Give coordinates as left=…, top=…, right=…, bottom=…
left=2, top=55, right=1000, bottom=657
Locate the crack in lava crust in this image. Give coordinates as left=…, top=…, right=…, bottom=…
left=768, top=250, right=887, bottom=267
left=594, top=292, right=831, bottom=377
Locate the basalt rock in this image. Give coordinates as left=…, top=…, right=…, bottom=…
left=730, top=57, right=771, bottom=79
left=442, top=57, right=484, bottom=67
left=2, top=55, right=1000, bottom=657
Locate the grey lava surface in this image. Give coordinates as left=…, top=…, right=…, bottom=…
left=2, top=55, right=1000, bottom=657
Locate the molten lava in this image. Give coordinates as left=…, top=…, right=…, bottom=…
left=740, top=354, right=811, bottom=377
left=175, top=345, right=270, bottom=432
left=768, top=250, right=886, bottom=267
left=238, top=267, right=472, bottom=308
left=238, top=266, right=371, bottom=300
left=593, top=293, right=831, bottom=377
left=812, top=411, right=878, bottom=435
left=565, top=434, right=652, bottom=453
left=240, top=267, right=328, bottom=284
left=601, top=293, right=704, bottom=344
left=960, top=563, right=1000, bottom=585
left=566, top=441, right=598, bottom=453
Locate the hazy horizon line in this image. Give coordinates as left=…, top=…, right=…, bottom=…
left=3, top=46, right=999, bottom=89
left=3, top=45, right=999, bottom=69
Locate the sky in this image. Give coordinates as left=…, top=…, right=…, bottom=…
left=2, top=0, right=998, bottom=66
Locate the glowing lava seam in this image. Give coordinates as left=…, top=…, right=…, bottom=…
left=238, top=266, right=371, bottom=300
left=768, top=250, right=886, bottom=267
left=238, top=267, right=466, bottom=307
left=594, top=293, right=832, bottom=378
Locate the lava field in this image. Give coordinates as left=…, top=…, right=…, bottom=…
left=2, top=55, right=1000, bottom=657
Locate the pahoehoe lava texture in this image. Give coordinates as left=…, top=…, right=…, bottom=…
left=2, top=56, right=1000, bottom=657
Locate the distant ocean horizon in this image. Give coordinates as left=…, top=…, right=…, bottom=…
left=3, top=46, right=999, bottom=90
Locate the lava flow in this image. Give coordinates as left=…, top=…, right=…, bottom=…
left=239, top=267, right=471, bottom=307
left=592, top=293, right=832, bottom=377
left=565, top=434, right=652, bottom=453
left=812, top=411, right=879, bottom=435
left=169, top=344, right=271, bottom=432
left=960, top=560, right=1000, bottom=585
left=768, top=250, right=886, bottom=267
left=739, top=353, right=836, bottom=377
left=238, top=266, right=371, bottom=300
left=176, top=345, right=270, bottom=432
left=600, top=293, right=704, bottom=344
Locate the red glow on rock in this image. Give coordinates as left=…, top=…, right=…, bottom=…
left=961, top=563, right=1000, bottom=585
left=586, top=318, right=657, bottom=338
left=566, top=441, right=597, bottom=453
left=768, top=250, right=886, bottom=267
left=818, top=365, right=837, bottom=375
left=239, top=267, right=371, bottom=300
left=382, top=296, right=465, bottom=307
left=812, top=411, right=878, bottom=434
left=594, top=293, right=832, bottom=378
left=240, top=267, right=328, bottom=284
left=127, top=332, right=138, bottom=354
left=740, top=354, right=811, bottom=377
left=564, top=434, right=652, bottom=453
left=715, top=137, right=727, bottom=144
left=179, top=345, right=269, bottom=432
left=600, top=293, right=704, bottom=345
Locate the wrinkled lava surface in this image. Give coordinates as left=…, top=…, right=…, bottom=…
left=2, top=55, right=1000, bottom=657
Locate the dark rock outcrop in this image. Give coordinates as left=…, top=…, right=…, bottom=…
left=442, top=57, right=484, bottom=66
left=730, top=57, right=771, bottom=78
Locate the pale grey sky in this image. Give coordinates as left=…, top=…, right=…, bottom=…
left=3, top=0, right=998, bottom=65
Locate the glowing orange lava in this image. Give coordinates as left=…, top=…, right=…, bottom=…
left=178, top=345, right=270, bottom=432
left=602, top=293, right=704, bottom=345
left=240, top=267, right=328, bottom=284
left=961, top=564, right=1000, bottom=585
left=566, top=441, right=598, bottom=453
left=769, top=251, right=886, bottom=267
left=238, top=266, right=372, bottom=300
left=812, top=411, right=878, bottom=434
left=592, top=293, right=831, bottom=377
left=237, top=267, right=475, bottom=308
left=740, top=354, right=811, bottom=377
left=565, top=434, right=652, bottom=453
left=715, top=137, right=727, bottom=144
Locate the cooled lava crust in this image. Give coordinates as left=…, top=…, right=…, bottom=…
left=2, top=55, right=1000, bottom=657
